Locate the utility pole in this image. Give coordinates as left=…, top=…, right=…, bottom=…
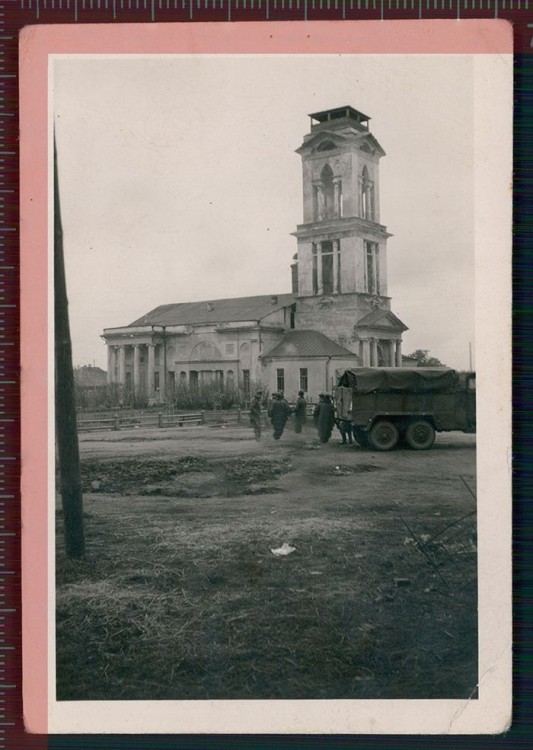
left=54, top=139, right=85, bottom=557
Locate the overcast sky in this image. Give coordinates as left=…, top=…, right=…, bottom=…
left=53, top=54, right=475, bottom=370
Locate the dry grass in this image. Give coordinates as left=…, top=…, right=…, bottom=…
left=56, top=446, right=478, bottom=700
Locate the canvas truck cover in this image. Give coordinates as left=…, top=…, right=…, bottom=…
left=337, top=367, right=459, bottom=394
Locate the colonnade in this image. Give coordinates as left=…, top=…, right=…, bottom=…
left=107, top=343, right=164, bottom=398
left=360, top=338, right=402, bottom=367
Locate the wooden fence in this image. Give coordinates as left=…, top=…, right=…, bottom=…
left=77, top=402, right=318, bottom=433
left=76, top=410, right=247, bottom=433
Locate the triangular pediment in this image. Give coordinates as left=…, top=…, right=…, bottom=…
left=296, top=130, right=349, bottom=155
left=356, top=309, right=408, bottom=332
left=297, top=129, right=385, bottom=158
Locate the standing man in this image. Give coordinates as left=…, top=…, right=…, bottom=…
left=313, top=393, right=336, bottom=444
left=249, top=390, right=263, bottom=441
left=268, top=392, right=291, bottom=440
left=294, top=390, right=307, bottom=434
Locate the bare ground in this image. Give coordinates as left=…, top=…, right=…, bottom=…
left=56, top=421, right=477, bottom=700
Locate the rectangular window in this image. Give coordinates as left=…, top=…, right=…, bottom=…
left=299, top=368, right=308, bottom=392
left=189, top=370, right=198, bottom=387
left=125, top=371, right=132, bottom=388
left=167, top=371, right=175, bottom=388
left=154, top=372, right=160, bottom=391
left=242, top=369, right=250, bottom=394
left=276, top=368, right=285, bottom=393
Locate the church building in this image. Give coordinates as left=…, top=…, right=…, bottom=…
left=102, top=106, right=408, bottom=402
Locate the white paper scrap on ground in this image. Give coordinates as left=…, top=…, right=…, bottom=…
left=271, top=543, right=296, bottom=556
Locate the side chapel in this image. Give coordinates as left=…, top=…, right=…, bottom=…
left=102, top=106, right=408, bottom=402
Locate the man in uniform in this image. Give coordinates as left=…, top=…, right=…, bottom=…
left=268, top=392, right=291, bottom=440
left=294, top=390, right=307, bottom=434
left=313, top=393, right=336, bottom=443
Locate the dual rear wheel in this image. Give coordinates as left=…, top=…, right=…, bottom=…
left=367, top=418, right=435, bottom=451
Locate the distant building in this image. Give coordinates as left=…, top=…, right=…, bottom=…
left=74, top=365, right=107, bottom=390
left=73, top=365, right=108, bottom=407
left=102, top=106, right=408, bottom=402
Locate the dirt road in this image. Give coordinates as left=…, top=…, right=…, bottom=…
left=56, top=422, right=477, bottom=700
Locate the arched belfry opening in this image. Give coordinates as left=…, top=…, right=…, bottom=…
left=314, top=163, right=342, bottom=221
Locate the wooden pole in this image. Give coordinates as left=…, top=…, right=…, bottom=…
left=54, top=139, right=85, bottom=557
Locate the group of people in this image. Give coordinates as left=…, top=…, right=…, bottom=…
left=249, top=389, right=305, bottom=441
left=249, top=389, right=349, bottom=444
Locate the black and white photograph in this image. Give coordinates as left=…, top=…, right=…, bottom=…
left=43, top=35, right=512, bottom=734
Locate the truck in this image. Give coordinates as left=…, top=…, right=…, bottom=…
left=333, top=367, right=476, bottom=451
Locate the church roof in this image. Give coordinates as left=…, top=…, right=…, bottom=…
left=129, top=293, right=296, bottom=327
left=262, top=330, right=357, bottom=359
left=355, top=308, right=408, bottom=332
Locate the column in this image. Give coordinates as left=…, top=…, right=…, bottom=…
left=147, top=344, right=155, bottom=399
left=332, top=239, right=339, bottom=294
left=361, top=339, right=370, bottom=367
left=370, top=339, right=378, bottom=367
left=317, top=185, right=325, bottom=220
left=333, top=180, right=342, bottom=217
left=395, top=340, right=402, bottom=367
left=159, top=351, right=166, bottom=403
left=317, top=244, right=323, bottom=295
left=133, top=345, right=141, bottom=397
left=117, top=345, right=126, bottom=385
left=107, top=346, right=114, bottom=384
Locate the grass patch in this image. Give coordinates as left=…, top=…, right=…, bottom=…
left=56, top=493, right=477, bottom=700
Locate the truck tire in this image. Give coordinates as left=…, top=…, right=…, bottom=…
left=352, top=426, right=369, bottom=447
left=405, top=419, right=435, bottom=450
left=368, top=420, right=399, bottom=451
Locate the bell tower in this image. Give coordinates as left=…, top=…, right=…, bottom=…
left=292, top=106, right=407, bottom=365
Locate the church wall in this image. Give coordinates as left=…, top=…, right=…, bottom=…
left=301, top=159, right=314, bottom=224
left=261, top=355, right=359, bottom=402
left=296, top=239, right=314, bottom=297
left=354, top=236, right=366, bottom=293
left=378, top=240, right=388, bottom=296
left=295, top=295, right=362, bottom=353
left=340, top=236, right=357, bottom=294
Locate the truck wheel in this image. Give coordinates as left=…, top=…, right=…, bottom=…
left=352, top=427, right=369, bottom=447
left=405, top=419, right=435, bottom=450
left=368, top=420, right=399, bottom=451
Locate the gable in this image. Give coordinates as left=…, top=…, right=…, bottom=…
left=356, top=309, right=408, bottom=332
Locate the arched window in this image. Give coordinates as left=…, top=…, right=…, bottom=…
left=179, top=371, right=187, bottom=382
left=361, top=166, right=375, bottom=220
